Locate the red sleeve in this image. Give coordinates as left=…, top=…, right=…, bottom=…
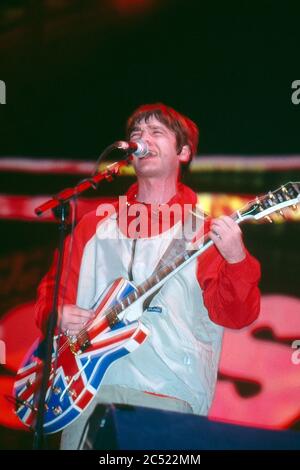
left=196, top=245, right=261, bottom=329
left=34, top=210, right=99, bottom=335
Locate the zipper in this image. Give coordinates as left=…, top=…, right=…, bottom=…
left=128, top=238, right=137, bottom=281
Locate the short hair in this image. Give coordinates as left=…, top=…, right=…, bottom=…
left=126, top=103, right=199, bottom=162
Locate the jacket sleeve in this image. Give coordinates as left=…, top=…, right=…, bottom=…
left=196, top=245, right=261, bottom=329
left=34, top=211, right=97, bottom=335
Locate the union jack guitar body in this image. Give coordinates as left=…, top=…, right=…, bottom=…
left=13, top=182, right=300, bottom=434
left=14, top=278, right=149, bottom=434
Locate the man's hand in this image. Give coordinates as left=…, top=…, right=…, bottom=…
left=59, top=304, right=95, bottom=336
left=209, top=215, right=246, bottom=264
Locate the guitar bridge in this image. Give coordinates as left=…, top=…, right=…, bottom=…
left=69, top=332, right=90, bottom=355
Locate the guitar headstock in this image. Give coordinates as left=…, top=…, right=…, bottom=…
left=238, top=182, right=300, bottom=221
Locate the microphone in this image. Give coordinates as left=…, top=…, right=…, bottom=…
left=114, top=140, right=149, bottom=158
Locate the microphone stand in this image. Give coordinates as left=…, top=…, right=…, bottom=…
left=32, top=153, right=132, bottom=449
left=32, top=201, right=70, bottom=450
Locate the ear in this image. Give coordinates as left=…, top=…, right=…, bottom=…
left=178, top=145, right=191, bottom=163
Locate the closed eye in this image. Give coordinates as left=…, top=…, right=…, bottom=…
left=130, top=133, right=141, bottom=140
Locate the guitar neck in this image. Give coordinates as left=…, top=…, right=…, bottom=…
left=137, top=209, right=244, bottom=297
left=104, top=209, right=246, bottom=326
left=105, top=180, right=300, bottom=324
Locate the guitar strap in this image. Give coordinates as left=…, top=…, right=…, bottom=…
left=143, top=206, right=205, bottom=310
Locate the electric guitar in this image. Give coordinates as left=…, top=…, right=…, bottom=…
left=13, top=182, right=300, bottom=433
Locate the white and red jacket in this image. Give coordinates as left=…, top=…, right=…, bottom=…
left=35, top=183, right=261, bottom=415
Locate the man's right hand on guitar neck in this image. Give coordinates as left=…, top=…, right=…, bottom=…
left=58, top=304, right=95, bottom=336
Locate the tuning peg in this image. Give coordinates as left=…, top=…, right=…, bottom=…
left=281, top=186, right=291, bottom=200
left=255, top=197, right=263, bottom=212
left=292, top=205, right=298, bottom=211
left=279, top=210, right=286, bottom=218
left=264, top=215, right=273, bottom=223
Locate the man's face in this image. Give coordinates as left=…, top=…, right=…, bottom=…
left=129, top=116, right=190, bottom=180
